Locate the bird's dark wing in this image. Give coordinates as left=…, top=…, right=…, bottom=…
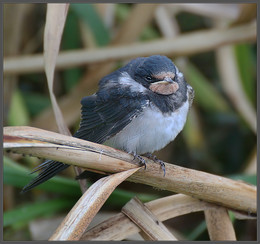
left=73, top=92, right=148, bottom=143
left=22, top=88, right=148, bottom=193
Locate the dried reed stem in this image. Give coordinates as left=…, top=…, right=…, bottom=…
left=81, top=194, right=232, bottom=240
left=4, top=21, right=256, bottom=75
left=4, top=126, right=256, bottom=214
left=205, top=207, right=236, bottom=240
left=122, top=197, right=177, bottom=240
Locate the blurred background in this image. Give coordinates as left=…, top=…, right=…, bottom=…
left=3, top=3, right=257, bottom=241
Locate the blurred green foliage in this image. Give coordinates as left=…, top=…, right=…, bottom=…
left=70, top=4, right=110, bottom=46
left=8, top=89, right=30, bottom=126
left=61, top=8, right=84, bottom=91
left=234, top=43, right=256, bottom=105
left=4, top=198, right=75, bottom=228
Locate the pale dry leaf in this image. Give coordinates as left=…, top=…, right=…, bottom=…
left=122, top=197, right=177, bottom=240
left=155, top=5, right=179, bottom=38
left=216, top=44, right=256, bottom=133
left=231, top=3, right=256, bottom=26
left=44, top=3, right=70, bottom=135
left=49, top=167, right=140, bottom=240
left=166, top=3, right=240, bottom=20
left=43, top=3, right=87, bottom=191
left=94, top=3, right=115, bottom=29
left=204, top=207, right=236, bottom=240
left=81, top=194, right=217, bottom=240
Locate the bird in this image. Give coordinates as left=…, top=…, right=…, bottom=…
left=22, top=55, right=194, bottom=193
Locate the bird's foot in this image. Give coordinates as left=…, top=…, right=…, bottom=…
left=131, top=153, right=147, bottom=170
left=144, top=153, right=166, bottom=176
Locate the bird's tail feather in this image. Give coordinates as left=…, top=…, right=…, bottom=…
left=21, top=160, right=70, bottom=193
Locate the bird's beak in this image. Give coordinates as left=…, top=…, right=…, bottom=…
left=149, top=77, right=179, bottom=95
left=161, top=76, right=174, bottom=83
left=152, top=76, right=174, bottom=84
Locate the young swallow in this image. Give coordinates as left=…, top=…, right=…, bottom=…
left=22, top=55, right=194, bottom=192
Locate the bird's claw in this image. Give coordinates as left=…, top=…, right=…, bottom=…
left=158, top=160, right=166, bottom=177
left=131, top=153, right=166, bottom=176
left=144, top=153, right=166, bottom=176
left=132, top=153, right=147, bottom=170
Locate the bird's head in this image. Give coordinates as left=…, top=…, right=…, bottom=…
left=129, top=55, right=184, bottom=96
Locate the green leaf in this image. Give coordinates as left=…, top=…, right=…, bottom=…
left=4, top=156, right=81, bottom=197
left=186, top=220, right=206, bottom=240
left=4, top=198, right=75, bottom=227
left=8, top=89, right=30, bottom=126
left=70, top=3, right=110, bottom=46
left=228, top=174, right=256, bottom=186
left=62, top=8, right=83, bottom=91
left=115, top=3, right=131, bottom=23
left=234, top=44, right=256, bottom=105
left=22, top=92, right=51, bottom=117
left=140, top=26, right=160, bottom=41
left=228, top=210, right=236, bottom=222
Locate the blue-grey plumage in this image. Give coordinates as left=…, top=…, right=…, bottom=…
left=22, top=55, right=194, bottom=192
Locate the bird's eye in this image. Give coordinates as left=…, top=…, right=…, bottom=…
left=145, top=76, right=152, bottom=81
